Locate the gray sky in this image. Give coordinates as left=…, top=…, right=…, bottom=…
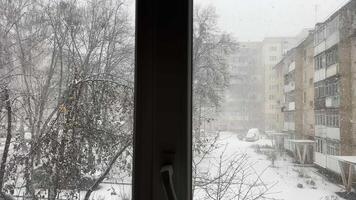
left=195, top=0, right=350, bottom=41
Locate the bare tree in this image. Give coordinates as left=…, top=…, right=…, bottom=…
left=193, top=5, right=236, bottom=138
left=0, top=0, right=135, bottom=199
left=0, top=89, right=12, bottom=190
left=192, top=134, right=220, bottom=196
left=195, top=146, right=275, bottom=200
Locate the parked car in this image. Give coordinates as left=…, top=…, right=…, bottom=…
left=245, top=128, right=260, bottom=142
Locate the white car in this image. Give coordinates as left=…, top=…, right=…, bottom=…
left=245, top=128, right=260, bottom=142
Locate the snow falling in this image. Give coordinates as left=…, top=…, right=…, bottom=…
left=0, top=0, right=355, bottom=200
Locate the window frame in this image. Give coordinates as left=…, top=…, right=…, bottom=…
left=133, top=0, right=193, bottom=199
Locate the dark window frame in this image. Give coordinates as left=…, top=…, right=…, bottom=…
left=133, top=0, right=193, bottom=200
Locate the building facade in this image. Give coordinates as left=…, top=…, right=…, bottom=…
left=313, top=1, right=356, bottom=173
left=219, top=42, right=264, bottom=133
left=300, top=34, right=315, bottom=140
left=262, top=37, right=300, bottom=131
left=272, top=33, right=315, bottom=161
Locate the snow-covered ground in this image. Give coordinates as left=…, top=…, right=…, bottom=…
left=87, top=131, right=345, bottom=200
left=212, top=131, right=345, bottom=200
left=79, top=183, right=131, bottom=200
left=10, top=132, right=346, bottom=200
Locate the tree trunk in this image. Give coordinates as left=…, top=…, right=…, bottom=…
left=0, top=89, right=12, bottom=190
left=83, top=142, right=131, bottom=200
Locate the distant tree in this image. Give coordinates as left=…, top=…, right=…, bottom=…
left=193, top=5, right=236, bottom=138
left=192, top=4, right=236, bottom=198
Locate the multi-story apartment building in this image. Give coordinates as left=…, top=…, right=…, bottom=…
left=312, top=0, right=356, bottom=173
left=274, top=46, right=304, bottom=139
left=219, top=42, right=264, bottom=133
left=262, top=30, right=312, bottom=132
left=273, top=33, right=315, bottom=162
left=277, top=33, right=315, bottom=139
left=300, top=34, right=315, bottom=139
left=263, top=37, right=300, bottom=131
left=283, top=49, right=300, bottom=137
left=274, top=58, right=285, bottom=132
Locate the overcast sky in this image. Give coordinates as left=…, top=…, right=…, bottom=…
left=195, top=0, right=350, bottom=41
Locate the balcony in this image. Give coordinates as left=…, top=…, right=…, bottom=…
left=284, top=122, right=295, bottom=131
left=326, top=63, right=339, bottom=78
left=282, top=102, right=295, bottom=112
left=315, top=125, right=340, bottom=140
left=325, top=96, right=340, bottom=108
left=314, top=30, right=339, bottom=56
left=314, top=41, right=326, bottom=56
left=284, top=82, right=295, bottom=93
left=314, top=68, right=326, bottom=83
left=325, top=30, right=340, bottom=50
left=314, top=152, right=341, bottom=173
left=314, top=97, right=326, bottom=109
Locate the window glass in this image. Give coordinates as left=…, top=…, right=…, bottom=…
left=193, top=0, right=352, bottom=199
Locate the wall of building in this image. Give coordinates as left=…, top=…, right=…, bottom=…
left=300, top=34, right=315, bottom=139
left=262, top=37, right=299, bottom=131
left=219, top=42, right=264, bottom=133
left=338, top=0, right=356, bottom=155
left=274, top=62, right=285, bottom=131
left=351, top=37, right=356, bottom=155
left=312, top=0, right=356, bottom=156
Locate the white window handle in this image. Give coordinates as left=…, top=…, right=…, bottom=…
left=160, top=165, right=178, bottom=200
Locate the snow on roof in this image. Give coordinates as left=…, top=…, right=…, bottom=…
left=334, top=156, right=356, bottom=165
left=288, top=139, right=315, bottom=144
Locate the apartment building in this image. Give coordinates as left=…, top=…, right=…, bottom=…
left=274, top=50, right=296, bottom=135
left=274, top=45, right=305, bottom=138
left=300, top=34, right=315, bottom=139
left=273, top=58, right=285, bottom=132
left=263, top=37, right=299, bottom=131
left=219, top=42, right=264, bottom=133
left=272, top=33, right=315, bottom=162
left=312, top=0, right=356, bottom=173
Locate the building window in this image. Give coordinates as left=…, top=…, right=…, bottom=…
left=270, top=56, right=277, bottom=61
left=325, top=113, right=340, bottom=128
left=309, top=78, right=313, bottom=85
left=327, top=142, right=340, bottom=155
left=315, top=53, right=326, bottom=70
left=315, top=84, right=325, bottom=98
left=315, top=25, right=325, bottom=45
left=317, top=110, right=340, bottom=128
left=270, top=46, right=277, bottom=51
left=326, top=16, right=339, bottom=37
left=316, top=138, right=324, bottom=153
left=303, top=71, right=307, bottom=84
left=325, top=81, right=339, bottom=96
left=325, top=46, right=338, bottom=67
left=315, top=111, right=328, bottom=126
left=284, top=112, right=294, bottom=122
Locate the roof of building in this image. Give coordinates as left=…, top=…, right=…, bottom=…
left=288, top=139, right=315, bottom=144
left=334, top=156, right=356, bottom=165
left=316, top=0, right=354, bottom=27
